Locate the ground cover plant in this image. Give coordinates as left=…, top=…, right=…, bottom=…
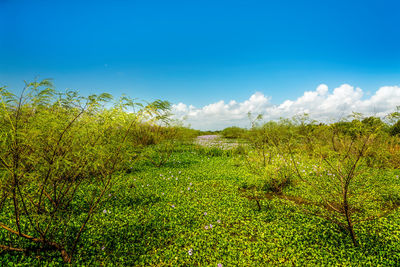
left=2, top=141, right=400, bottom=266
left=1, top=81, right=400, bottom=265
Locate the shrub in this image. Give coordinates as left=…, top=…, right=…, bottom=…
left=0, top=80, right=168, bottom=263
left=278, top=116, right=400, bottom=247
left=390, top=120, right=400, bottom=136
left=221, top=126, right=246, bottom=139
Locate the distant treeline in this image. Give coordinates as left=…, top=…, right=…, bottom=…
left=219, top=113, right=400, bottom=140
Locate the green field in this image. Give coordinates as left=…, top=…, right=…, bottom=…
left=2, top=141, right=400, bottom=266
left=1, top=83, right=400, bottom=266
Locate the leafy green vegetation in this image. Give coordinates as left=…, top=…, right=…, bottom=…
left=1, top=81, right=400, bottom=265
left=220, top=126, right=247, bottom=139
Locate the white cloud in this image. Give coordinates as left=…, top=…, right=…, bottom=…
left=171, top=84, right=400, bottom=130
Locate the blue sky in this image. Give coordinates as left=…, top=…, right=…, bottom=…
left=1, top=0, right=400, bottom=129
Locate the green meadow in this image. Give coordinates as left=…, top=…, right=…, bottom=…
left=1, top=82, right=400, bottom=266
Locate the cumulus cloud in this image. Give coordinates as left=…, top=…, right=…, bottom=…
left=171, top=84, right=400, bottom=130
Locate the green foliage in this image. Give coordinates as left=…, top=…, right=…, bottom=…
left=390, top=120, right=400, bottom=136
left=1, top=82, right=400, bottom=265
left=0, top=80, right=171, bottom=263
left=141, top=140, right=176, bottom=168
left=195, top=145, right=229, bottom=157
left=220, top=126, right=247, bottom=139
left=232, top=145, right=247, bottom=156
left=241, top=120, right=294, bottom=198
left=2, top=144, right=400, bottom=266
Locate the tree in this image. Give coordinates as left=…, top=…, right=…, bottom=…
left=0, top=80, right=168, bottom=262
